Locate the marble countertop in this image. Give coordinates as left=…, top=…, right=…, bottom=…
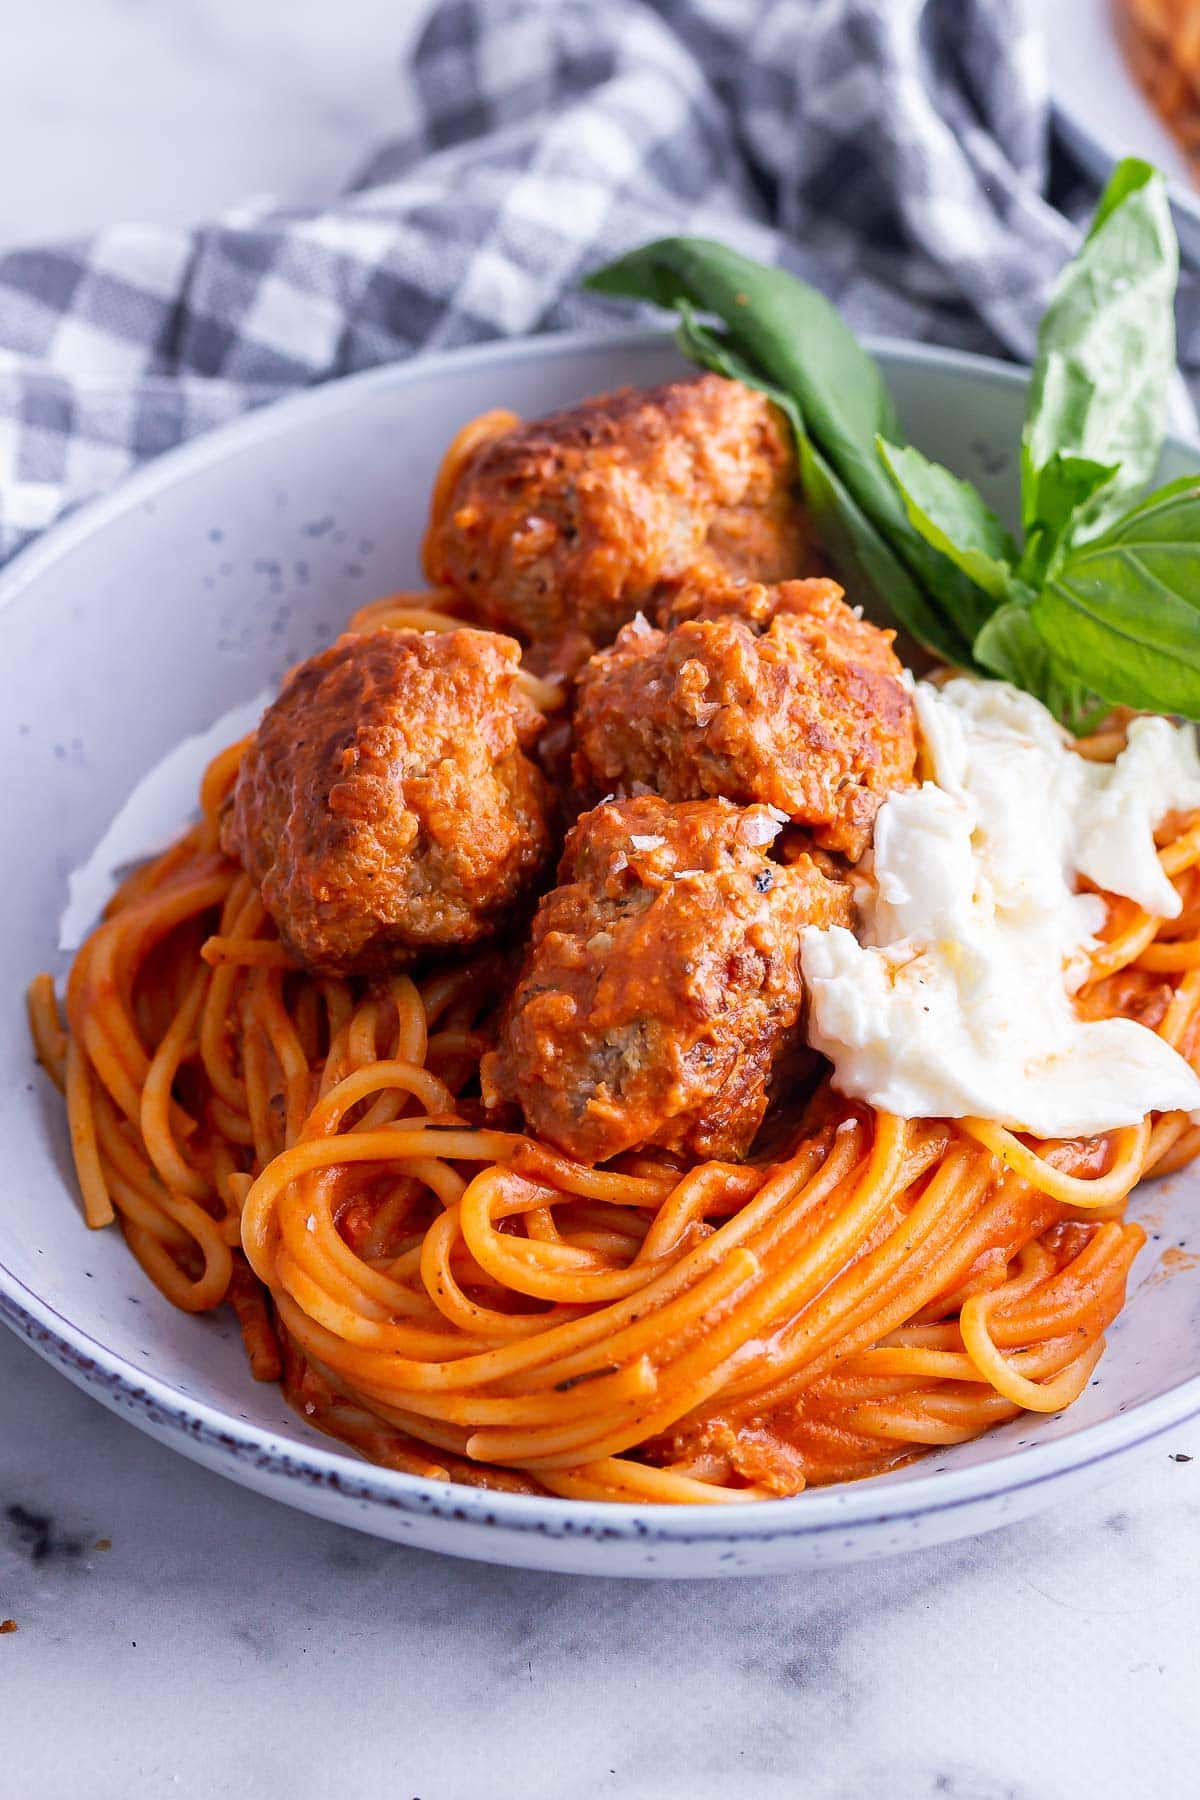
left=5, top=1325, right=1199, bottom=1800
left=2, top=5, right=1199, bottom=1797
left=0, top=0, right=430, bottom=244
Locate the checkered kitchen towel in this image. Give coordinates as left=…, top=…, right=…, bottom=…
left=0, top=0, right=1186, bottom=565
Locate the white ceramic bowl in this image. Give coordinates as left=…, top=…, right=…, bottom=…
left=2, top=328, right=1199, bottom=1577
left=1046, top=0, right=1200, bottom=264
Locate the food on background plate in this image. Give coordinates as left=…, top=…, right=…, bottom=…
left=26, top=157, right=1200, bottom=1504
left=1118, top=0, right=1200, bottom=179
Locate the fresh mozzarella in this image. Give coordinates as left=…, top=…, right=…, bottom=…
left=801, top=678, right=1200, bottom=1137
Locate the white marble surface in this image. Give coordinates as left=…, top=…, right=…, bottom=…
left=0, top=0, right=431, bottom=244
left=4, top=1326, right=1199, bottom=1800
left=2, top=5, right=1200, bottom=1797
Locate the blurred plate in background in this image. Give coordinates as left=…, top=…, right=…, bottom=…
left=1047, top=0, right=1200, bottom=262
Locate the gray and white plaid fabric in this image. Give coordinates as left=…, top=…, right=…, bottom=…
left=0, top=0, right=1178, bottom=565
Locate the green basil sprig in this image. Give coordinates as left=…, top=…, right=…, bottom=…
left=588, top=238, right=989, bottom=667
left=585, top=157, right=1200, bottom=725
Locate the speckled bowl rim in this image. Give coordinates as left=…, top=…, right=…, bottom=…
left=3, top=326, right=1200, bottom=1549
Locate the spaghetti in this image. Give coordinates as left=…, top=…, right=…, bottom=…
left=25, top=409, right=1200, bottom=1505
left=26, top=719, right=1200, bottom=1502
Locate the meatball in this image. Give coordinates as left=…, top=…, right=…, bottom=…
left=572, top=578, right=916, bottom=860
left=480, top=795, right=852, bottom=1164
left=423, top=375, right=811, bottom=670
left=222, top=628, right=552, bottom=976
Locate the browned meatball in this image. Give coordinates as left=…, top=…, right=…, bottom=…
left=223, top=628, right=552, bottom=976
left=480, top=795, right=852, bottom=1164
left=423, top=376, right=812, bottom=670
left=572, top=578, right=917, bottom=860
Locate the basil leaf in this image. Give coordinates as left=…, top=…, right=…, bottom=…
left=588, top=237, right=997, bottom=659
left=1091, top=470, right=1200, bottom=540
left=587, top=237, right=899, bottom=469
left=587, top=238, right=921, bottom=559
left=1031, top=477, right=1200, bottom=719
left=1022, top=159, right=1177, bottom=540
left=1017, top=452, right=1121, bottom=586
left=1085, top=155, right=1160, bottom=239
left=671, top=306, right=975, bottom=660
left=673, top=302, right=805, bottom=437
left=877, top=437, right=1017, bottom=606
left=974, top=601, right=1104, bottom=732
left=587, top=212, right=1200, bottom=723
left=796, top=436, right=976, bottom=667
